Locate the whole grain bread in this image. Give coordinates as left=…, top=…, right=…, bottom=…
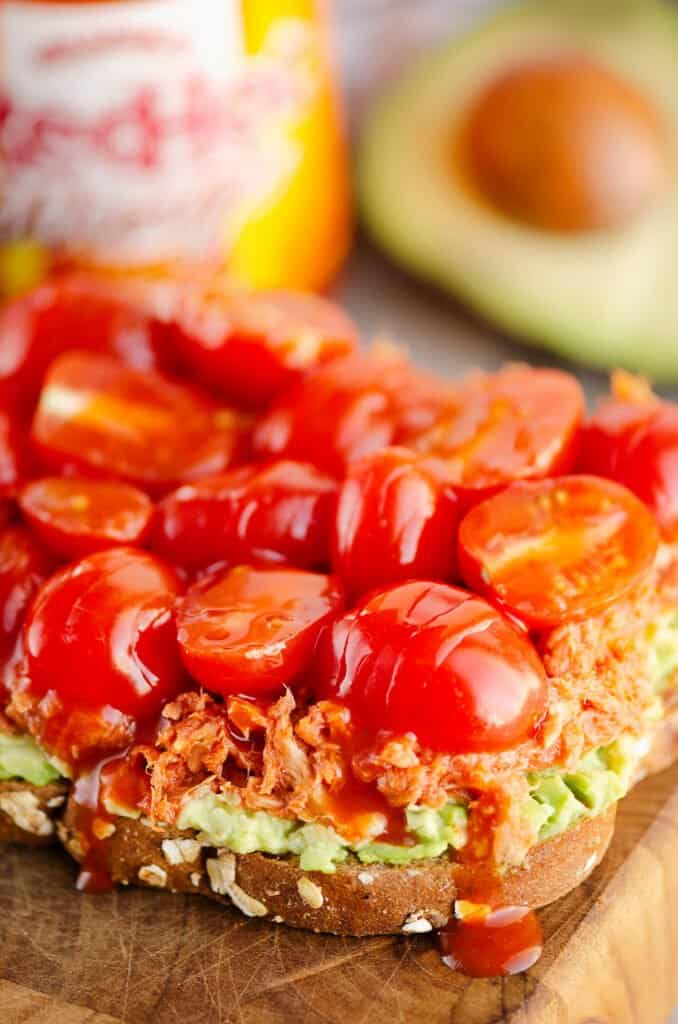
left=59, top=801, right=616, bottom=936
left=0, top=779, right=69, bottom=844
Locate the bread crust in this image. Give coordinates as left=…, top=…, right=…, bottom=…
left=59, top=802, right=616, bottom=936
left=0, top=779, right=69, bottom=845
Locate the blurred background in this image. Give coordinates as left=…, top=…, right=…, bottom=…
left=332, top=0, right=678, bottom=402
left=336, top=0, right=535, bottom=384
left=3, top=0, right=678, bottom=403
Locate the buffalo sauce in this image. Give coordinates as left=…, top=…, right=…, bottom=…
left=318, top=723, right=411, bottom=846
left=64, top=711, right=160, bottom=893
left=439, top=905, right=543, bottom=977
left=69, top=747, right=151, bottom=893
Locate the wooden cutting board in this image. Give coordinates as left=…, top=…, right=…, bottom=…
left=1, top=760, right=677, bottom=1024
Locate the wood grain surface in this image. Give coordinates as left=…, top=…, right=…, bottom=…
left=1, top=758, right=677, bottom=1024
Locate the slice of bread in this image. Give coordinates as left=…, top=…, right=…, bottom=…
left=0, top=779, right=69, bottom=844
left=59, top=802, right=615, bottom=936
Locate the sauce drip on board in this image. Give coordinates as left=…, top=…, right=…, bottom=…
left=438, top=904, right=544, bottom=977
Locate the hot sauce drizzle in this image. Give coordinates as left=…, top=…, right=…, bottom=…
left=439, top=905, right=543, bottom=977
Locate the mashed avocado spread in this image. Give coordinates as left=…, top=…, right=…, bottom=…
left=177, top=737, right=639, bottom=873
left=0, top=732, right=61, bottom=786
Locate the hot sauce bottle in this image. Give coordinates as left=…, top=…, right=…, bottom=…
left=0, top=0, right=351, bottom=293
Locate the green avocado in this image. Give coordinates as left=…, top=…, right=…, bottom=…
left=358, top=0, right=678, bottom=379
left=176, top=737, right=637, bottom=872
left=177, top=794, right=469, bottom=873
left=527, top=736, right=637, bottom=841
left=0, top=732, right=62, bottom=786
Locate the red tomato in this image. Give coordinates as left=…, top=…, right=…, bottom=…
left=580, top=397, right=678, bottom=540
left=332, top=447, right=459, bottom=599
left=253, top=348, right=450, bottom=477
left=578, top=396, right=655, bottom=479
left=408, top=367, right=584, bottom=505
left=0, top=527, right=54, bottom=702
left=0, top=274, right=162, bottom=415
left=24, top=548, right=184, bottom=724
left=458, top=476, right=659, bottom=629
left=153, top=460, right=337, bottom=572
left=315, top=581, right=547, bottom=755
left=31, top=351, right=248, bottom=496
left=20, top=477, right=153, bottom=560
left=0, top=410, right=33, bottom=499
left=167, top=288, right=359, bottom=408
left=177, top=565, right=344, bottom=697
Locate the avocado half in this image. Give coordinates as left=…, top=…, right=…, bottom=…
left=358, top=0, right=678, bottom=380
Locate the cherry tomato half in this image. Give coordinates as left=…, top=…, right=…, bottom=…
left=315, top=580, right=547, bottom=755
left=580, top=396, right=678, bottom=541
left=458, top=475, right=659, bottom=629
left=177, top=565, right=344, bottom=697
left=409, top=366, right=584, bottom=506
left=20, top=477, right=153, bottom=560
left=0, top=274, right=162, bottom=415
left=31, top=351, right=248, bottom=496
left=0, top=527, right=54, bottom=702
left=332, top=447, right=459, bottom=599
left=167, top=287, right=359, bottom=409
left=24, top=548, right=184, bottom=721
left=578, top=394, right=656, bottom=480
left=253, top=348, right=451, bottom=478
left=153, top=460, right=337, bottom=572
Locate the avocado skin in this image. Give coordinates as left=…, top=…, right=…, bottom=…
left=358, top=0, right=678, bottom=381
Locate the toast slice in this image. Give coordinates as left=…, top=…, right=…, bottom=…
left=0, top=779, right=69, bottom=844
left=58, top=802, right=615, bottom=936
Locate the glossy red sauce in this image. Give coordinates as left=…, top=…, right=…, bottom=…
left=322, top=762, right=410, bottom=846
left=70, top=742, right=153, bottom=893
left=439, top=905, right=543, bottom=977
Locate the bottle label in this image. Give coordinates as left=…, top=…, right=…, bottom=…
left=0, top=1, right=312, bottom=265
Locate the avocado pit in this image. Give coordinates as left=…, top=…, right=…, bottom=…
left=462, top=54, right=670, bottom=233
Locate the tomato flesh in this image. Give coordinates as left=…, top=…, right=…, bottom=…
left=332, top=447, right=458, bottom=599
left=580, top=397, right=678, bottom=541
left=23, top=547, right=184, bottom=730
left=167, top=287, right=359, bottom=408
left=253, top=349, right=450, bottom=478
left=20, top=477, right=153, bottom=560
left=0, top=410, right=33, bottom=499
left=177, top=565, right=344, bottom=697
left=315, top=580, right=547, bottom=754
left=0, top=527, right=54, bottom=703
left=458, top=475, right=659, bottom=629
left=31, top=351, right=248, bottom=496
left=409, top=367, right=584, bottom=505
left=0, top=274, right=162, bottom=415
left=153, top=460, right=337, bottom=572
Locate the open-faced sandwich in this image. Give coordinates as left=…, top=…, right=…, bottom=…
left=1, top=276, right=678, bottom=963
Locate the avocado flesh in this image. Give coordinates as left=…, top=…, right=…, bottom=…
left=177, top=738, right=638, bottom=873
left=358, top=0, right=678, bottom=380
left=0, top=732, right=62, bottom=786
